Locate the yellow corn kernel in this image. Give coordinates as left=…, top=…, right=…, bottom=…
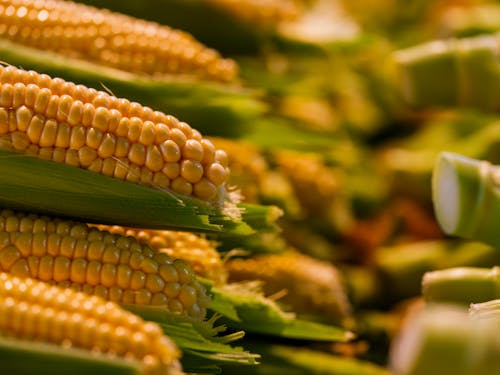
left=94, top=225, right=227, bottom=285
left=1, top=0, right=237, bottom=82
left=0, top=208, right=210, bottom=321
left=0, top=66, right=231, bottom=203
left=272, top=149, right=340, bottom=219
left=0, top=272, right=182, bottom=374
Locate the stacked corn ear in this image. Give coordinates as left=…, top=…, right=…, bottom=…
left=0, top=0, right=237, bottom=82
left=0, top=0, right=266, bottom=138
left=93, top=225, right=228, bottom=285
left=0, top=64, right=271, bottom=233
left=0, top=208, right=210, bottom=321
left=74, top=0, right=358, bottom=54
left=226, top=251, right=352, bottom=326
left=0, top=272, right=183, bottom=375
left=0, top=64, right=231, bottom=203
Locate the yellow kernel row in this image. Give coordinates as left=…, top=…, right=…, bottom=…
left=95, top=225, right=228, bottom=285
left=0, top=272, right=182, bottom=374
left=0, top=0, right=237, bottom=82
left=0, top=65, right=231, bottom=201
left=0, top=233, right=208, bottom=319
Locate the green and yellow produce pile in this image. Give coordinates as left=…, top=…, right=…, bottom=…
left=0, top=0, right=498, bottom=374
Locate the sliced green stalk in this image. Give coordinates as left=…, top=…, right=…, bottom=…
left=393, top=33, right=500, bottom=111
left=0, top=149, right=279, bottom=234
left=0, top=39, right=264, bottom=138
left=432, top=152, right=500, bottom=245
left=390, top=304, right=500, bottom=375
left=422, top=267, right=500, bottom=305
left=373, top=240, right=500, bottom=305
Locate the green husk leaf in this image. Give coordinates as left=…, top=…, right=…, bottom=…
left=123, top=305, right=259, bottom=371
left=0, top=38, right=265, bottom=138
left=205, top=282, right=353, bottom=342
left=223, top=341, right=390, bottom=375
left=0, top=336, right=141, bottom=375
left=0, top=149, right=272, bottom=234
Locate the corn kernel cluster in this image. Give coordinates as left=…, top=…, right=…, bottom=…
left=0, top=209, right=210, bottom=321
left=95, top=225, right=228, bottom=285
left=0, top=0, right=238, bottom=82
left=0, top=65, right=230, bottom=201
left=0, top=272, right=182, bottom=375
left=226, top=252, right=352, bottom=325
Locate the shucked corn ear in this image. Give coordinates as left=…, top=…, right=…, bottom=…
left=0, top=208, right=210, bottom=321
left=0, top=272, right=182, bottom=375
left=0, top=0, right=237, bottom=83
left=271, top=149, right=346, bottom=226
left=226, top=251, right=352, bottom=326
left=0, top=65, right=232, bottom=204
left=94, top=225, right=228, bottom=286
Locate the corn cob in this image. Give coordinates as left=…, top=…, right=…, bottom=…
left=422, top=267, right=500, bottom=306
left=0, top=272, right=182, bottom=375
left=432, top=152, right=500, bottom=247
left=93, top=225, right=228, bottom=285
left=209, top=137, right=269, bottom=203
left=226, top=251, right=352, bottom=325
left=273, top=150, right=339, bottom=212
left=0, top=0, right=237, bottom=83
left=0, top=65, right=230, bottom=203
left=0, top=208, right=210, bottom=321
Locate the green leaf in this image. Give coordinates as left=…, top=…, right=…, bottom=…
left=0, top=337, right=141, bottom=375
left=123, top=305, right=259, bottom=372
left=205, top=282, right=353, bottom=342
left=0, top=149, right=277, bottom=234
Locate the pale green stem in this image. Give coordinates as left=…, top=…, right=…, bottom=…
left=390, top=304, right=500, bottom=375
left=393, top=33, right=500, bottom=111
left=432, top=151, right=500, bottom=246
left=422, top=266, right=500, bottom=305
